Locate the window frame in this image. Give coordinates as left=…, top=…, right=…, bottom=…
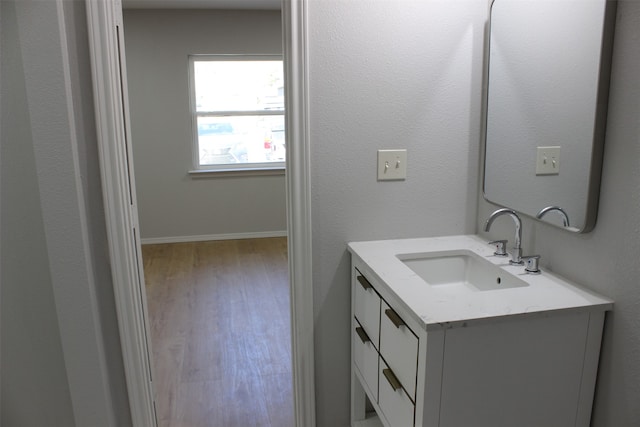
left=187, top=54, right=285, bottom=174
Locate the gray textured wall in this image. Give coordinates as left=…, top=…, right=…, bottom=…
left=123, top=9, right=287, bottom=241
left=1, top=1, right=74, bottom=424
left=307, top=1, right=485, bottom=424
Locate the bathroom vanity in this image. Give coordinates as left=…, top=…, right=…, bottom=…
left=348, top=235, right=612, bottom=427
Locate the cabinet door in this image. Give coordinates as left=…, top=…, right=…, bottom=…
left=380, top=301, right=418, bottom=400
left=438, top=312, right=591, bottom=427
left=352, top=318, right=379, bottom=402
left=378, top=358, right=415, bottom=427
left=354, top=270, right=381, bottom=349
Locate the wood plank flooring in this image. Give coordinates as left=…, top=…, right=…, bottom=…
left=142, top=237, right=294, bottom=427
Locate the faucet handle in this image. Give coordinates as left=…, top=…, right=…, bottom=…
left=488, top=240, right=509, bottom=257
left=522, top=255, right=541, bottom=274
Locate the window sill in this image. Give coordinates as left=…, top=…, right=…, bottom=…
left=188, top=167, right=285, bottom=178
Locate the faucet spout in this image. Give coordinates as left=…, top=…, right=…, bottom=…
left=484, top=208, right=523, bottom=265
left=536, top=206, right=570, bottom=228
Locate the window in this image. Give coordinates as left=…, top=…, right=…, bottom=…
left=189, top=55, right=285, bottom=172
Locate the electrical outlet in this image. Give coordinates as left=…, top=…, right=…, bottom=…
left=377, top=149, right=407, bottom=181
left=536, top=146, right=560, bottom=175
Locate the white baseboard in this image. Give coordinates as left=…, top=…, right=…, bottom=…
left=140, top=230, right=288, bottom=245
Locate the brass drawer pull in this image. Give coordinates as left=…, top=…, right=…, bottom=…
left=383, top=368, right=402, bottom=391
left=357, top=275, right=372, bottom=290
left=385, top=308, right=405, bottom=328
left=355, top=326, right=370, bottom=343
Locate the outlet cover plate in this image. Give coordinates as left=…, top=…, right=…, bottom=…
left=378, top=149, right=407, bottom=181
left=536, top=146, right=560, bottom=175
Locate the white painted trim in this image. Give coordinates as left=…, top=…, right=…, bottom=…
left=188, top=166, right=285, bottom=176
left=283, top=0, right=316, bottom=426
left=141, top=230, right=287, bottom=245
left=53, top=1, right=116, bottom=424
left=85, top=1, right=157, bottom=426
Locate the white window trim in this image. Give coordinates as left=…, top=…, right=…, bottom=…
left=188, top=167, right=285, bottom=178
left=188, top=54, right=285, bottom=174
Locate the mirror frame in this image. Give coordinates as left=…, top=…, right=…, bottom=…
left=482, top=0, right=618, bottom=233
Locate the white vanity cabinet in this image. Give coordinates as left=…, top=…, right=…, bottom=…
left=352, top=273, right=381, bottom=403
left=351, top=267, right=435, bottom=427
left=349, top=236, right=612, bottom=427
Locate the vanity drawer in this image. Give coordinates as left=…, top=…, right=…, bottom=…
left=354, top=270, right=381, bottom=348
left=352, top=318, right=379, bottom=402
left=379, top=358, right=415, bottom=427
left=380, top=300, right=418, bottom=400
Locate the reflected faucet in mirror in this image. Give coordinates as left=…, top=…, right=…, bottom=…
left=484, top=208, right=524, bottom=265
left=537, top=206, right=570, bottom=228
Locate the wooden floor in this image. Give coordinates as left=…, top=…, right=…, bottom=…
left=142, top=237, right=294, bottom=427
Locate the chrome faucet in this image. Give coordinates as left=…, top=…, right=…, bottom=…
left=536, top=206, right=570, bottom=228
left=484, top=208, right=524, bottom=265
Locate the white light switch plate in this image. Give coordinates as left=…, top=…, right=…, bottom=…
left=536, top=146, right=560, bottom=175
left=377, top=149, right=407, bottom=181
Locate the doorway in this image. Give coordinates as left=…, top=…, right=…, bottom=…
left=121, top=6, right=293, bottom=427
left=85, top=0, right=314, bottom=426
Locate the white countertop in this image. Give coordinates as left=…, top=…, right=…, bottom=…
left=348, top=235, right=613, bottom=330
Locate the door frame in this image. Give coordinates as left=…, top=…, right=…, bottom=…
left=85, top=0, right=315, bottom=425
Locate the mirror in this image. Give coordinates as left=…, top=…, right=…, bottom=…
left=483, top=0, right=616, bottom=232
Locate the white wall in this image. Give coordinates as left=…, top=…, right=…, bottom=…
left=307, top=1, right=486, bottom=424
left=481, top=2, right=640, bottom=425
left=0, top=0, right=130, bottom=425
left=123, top=9, right=287, bottom=242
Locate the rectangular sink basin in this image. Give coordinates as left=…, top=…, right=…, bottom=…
left=398, top=250, right=529, bottom=291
